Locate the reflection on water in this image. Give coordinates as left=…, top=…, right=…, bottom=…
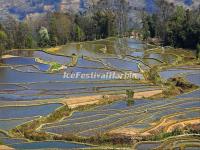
left=136, top=143, right=161, bottom=150
left=101, top=58, right=139, bottom=72
left=0, top=104, right=62, bottom=119
left=148, top=53, right=176, bottom=63
left=0, top=117, right=38, bottom=131
left=33, top=51, right=71, bottom=65
left=0, top=37, right=198, bottom=149
left=11, top=141, right=92, bottom=150
left=56, top=38, right=144, bottom=57
left=2, top=57, right=50, bottom=71
left=160, top=69, right=199, bottom=79
left=0, top=67, right=63, bottom=83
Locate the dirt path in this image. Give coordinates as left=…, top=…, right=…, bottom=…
left=0, top=90, right=163, bottom=108
left=62, top=94, right=126, bottom=108
left=134, top=90, right=162, bottom=99
left=0, top=145, right=14, bottom=150
left=1, top=55, right=18, bottom=59
left=62, top=90, right=163, bottom=108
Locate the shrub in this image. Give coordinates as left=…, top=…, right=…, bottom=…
left=149, top=128, right=183, bottom=141
left=144, top=66, right=162, bottom=84
left=49, top=62, right=62, bottom=71
left=46, top=105, right=70, bottom=122
left=126, top=90, right=134, bottom=98
left=126, top=90, right=135, bottom=106
left=168, top=77, right=197, bottom=90
left=163, top=76, right=198, bottom=97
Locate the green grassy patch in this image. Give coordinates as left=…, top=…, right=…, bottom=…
left=49, top=62, right=62, bottom=71
left=147, top=128, right=183, bottom=141
left=143, top=66, right=162, bottom=84
left=163, top=76, right=198, bottom=97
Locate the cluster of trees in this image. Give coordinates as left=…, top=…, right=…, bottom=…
left=0, top=24, right=8, bottom=56
left=0, top=17, right=34, bottom=51
left=142, top=0, right=200, bottom=50
left=0, top=0, right=128, bottom=55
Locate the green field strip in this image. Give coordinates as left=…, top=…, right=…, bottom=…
left=142, top=57, right=165, bottom=64
left=156, top=137, right=200, bottom=149
left=133, top=141, right=162, bottom=150
left=135, top=135, right=200, bottom=150
left=173, top=139, right=200, bottom=147
left=173, top=67, right=200, bottom=70
left=182, top=144, right=200, bottom=150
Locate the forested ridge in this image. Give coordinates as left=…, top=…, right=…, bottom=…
left=0, top=0, right=200, bottom=57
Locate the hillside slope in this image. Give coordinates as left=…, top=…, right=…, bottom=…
left=0, top=0, right=199, bottom=20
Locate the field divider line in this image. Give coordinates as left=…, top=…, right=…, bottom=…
left=0, top=116, right=39, bottom=121
left=43, top=110, right=141, bottom=130
left=164, top=117, right=200, bottom=133
left=156, top=134, right=200, bottom=149
left=133, top=135, right=200, bottom=150
left=107, top=108, right=200, bottom=135
left=42, top=113, right=128, bottom=130
left=77, top=114, right=149, bottom=137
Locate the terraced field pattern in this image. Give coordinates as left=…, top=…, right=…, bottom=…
left=0, top=38, right=199, bottom=149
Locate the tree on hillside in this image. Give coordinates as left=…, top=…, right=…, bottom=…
left=38, top=27, right=49, bottom=48
left=165, top=6, right=186, bottom=47
left=74, top=25, right=85, bottom=42
left=16, top=22, right=34, bottom=49
left=2, top=16, right=18, bottom=49
left=154, top=0, right=175, bottom=39
left=48, top=13, right=73, bottom=45
left=141, top=12, right=150, bottom=41
left=0, top=30, right=8, bottom=58
left=75, top=15, right=96, bottom=40
left=142, top=1, right=200, bottom=49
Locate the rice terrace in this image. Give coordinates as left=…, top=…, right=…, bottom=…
left=0, top=0, right=200, bottom=150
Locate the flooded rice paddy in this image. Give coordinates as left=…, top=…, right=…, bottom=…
left=0, top=38, right=199, bottom=149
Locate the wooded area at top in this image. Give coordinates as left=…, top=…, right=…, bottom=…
left=0, top=0, right=199, bottom=55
